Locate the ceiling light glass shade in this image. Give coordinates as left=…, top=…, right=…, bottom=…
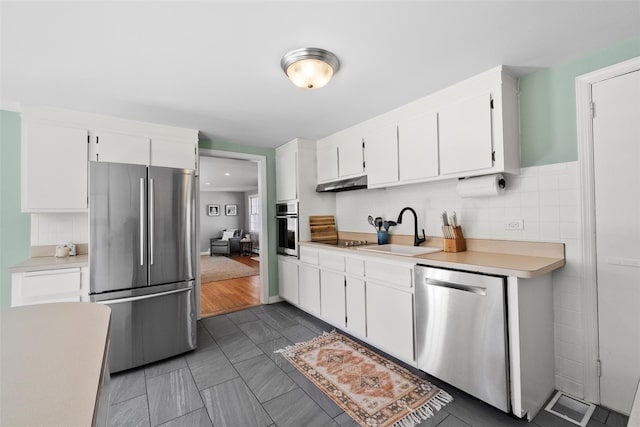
left=281, top=48, right=340, bottom=90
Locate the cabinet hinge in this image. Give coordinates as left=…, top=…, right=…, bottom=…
left=96, top=153, right=99, bottom=161
left=87, top=135, right=90, bottom=144
left=96, top=136, right=99, bottom=144
left=597, top=360, right=602, bottom=377
left=590, top=102, right=596, bottom=118
left=491, top=151, right=495, bottom=162
left=363, top=161, right=366, bottom=170
left=490, top=99, right=494, bottom=109
left=345, top=316, right=348, bottom=325
left=362, top=139, right=365, bottom=149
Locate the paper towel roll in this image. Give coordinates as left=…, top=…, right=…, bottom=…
left=456, top=174, right=506, bottom=198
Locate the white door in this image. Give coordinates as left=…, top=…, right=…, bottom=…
left=398, top=111, right=439, bottom=182
left=364, top=124, right=398, bottom=187
left=438, top=92, right=493, bottom=175
left=593, top=69, right=640, bottom=414
left=320, top=270, right=345, bottom=328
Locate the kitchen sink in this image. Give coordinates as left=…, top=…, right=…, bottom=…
left=356, top=244, right=441, bottom=257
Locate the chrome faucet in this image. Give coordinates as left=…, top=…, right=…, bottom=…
left=396, top=207, right=426, bottom=247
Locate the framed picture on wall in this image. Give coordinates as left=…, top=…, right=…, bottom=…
left=207, top=204, right=220, bottom=216
left=225, top=204, right=238, bottom=216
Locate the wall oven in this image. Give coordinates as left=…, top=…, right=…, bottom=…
left=276, top=202, right=298, bottom=257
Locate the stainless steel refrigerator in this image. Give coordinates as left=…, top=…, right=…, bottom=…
left=89, top=161, right=197, bottom=373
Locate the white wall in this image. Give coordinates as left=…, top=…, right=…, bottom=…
left=30, top=213, right=88, bottom=245
left=199, top=191, right=245, bottom=253
left=336, top=161, right=585, bottom=398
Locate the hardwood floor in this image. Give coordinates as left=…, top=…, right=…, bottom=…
left=200, top=254, right=261, bottom=318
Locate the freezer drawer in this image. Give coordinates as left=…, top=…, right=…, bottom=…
left=94, top=282, right=197, bottom=373
left=415, top=266, right=509, bottom=412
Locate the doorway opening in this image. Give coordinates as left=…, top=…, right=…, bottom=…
left=197, top=150, right=269, bottom=318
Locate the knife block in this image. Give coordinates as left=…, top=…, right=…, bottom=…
left=443, top=226, right=466, bottom=252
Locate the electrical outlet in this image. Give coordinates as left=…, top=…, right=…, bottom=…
left=506, top=219, right=524, bottom=231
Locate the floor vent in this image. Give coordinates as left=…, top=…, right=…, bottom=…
left=544, top=392, right=596, bottom=427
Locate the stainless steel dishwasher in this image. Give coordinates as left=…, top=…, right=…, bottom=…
left=415, top=265, right=510, bottom=412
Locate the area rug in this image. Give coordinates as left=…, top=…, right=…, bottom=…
left=200, top=255, right=259, bottom=283
left=276, top=331, right=452, bottom=427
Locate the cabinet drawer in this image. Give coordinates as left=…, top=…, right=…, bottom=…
left=300, top=247, right=319, bottom=265
left=345, top=258, right=364, bottom=276
left=21, top=268, right=82, bottom=298
left=319, top=252, right=344, bottom=271
left=365, top=261, right=413, bottom=288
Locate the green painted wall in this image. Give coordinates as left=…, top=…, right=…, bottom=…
left=519, top=36, right=640, bottom=167
left=198, top=139, right=279, bottom=297
left=0, top=111, right=31, bottom=308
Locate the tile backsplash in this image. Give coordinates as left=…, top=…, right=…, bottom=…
left=336, top=161, right=586, bottom=398
left=30, top=213, right=88, bottom=246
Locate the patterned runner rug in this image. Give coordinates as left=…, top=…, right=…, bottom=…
left=276, top=331, right=452, bottom=427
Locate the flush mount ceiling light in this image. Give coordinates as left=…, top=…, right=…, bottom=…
left=281, top=47, right=340, bottom=90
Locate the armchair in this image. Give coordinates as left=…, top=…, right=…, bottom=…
left=209, top=229, right=244, bottom=256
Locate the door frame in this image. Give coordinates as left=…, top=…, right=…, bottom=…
left=196, top=149, right=270, bottom=318
left=575, top=55, right=640, bottom=403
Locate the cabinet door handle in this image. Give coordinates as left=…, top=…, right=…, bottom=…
left=424, top=278, right=486, bottom=296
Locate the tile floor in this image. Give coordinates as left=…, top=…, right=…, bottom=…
left=108, top=302, right=629, bottom=427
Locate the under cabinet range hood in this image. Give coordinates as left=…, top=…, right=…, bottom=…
left=315, top=175, right=368, bottom=192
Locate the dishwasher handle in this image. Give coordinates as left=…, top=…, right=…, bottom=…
left=423, top=277, right=487, bottom=296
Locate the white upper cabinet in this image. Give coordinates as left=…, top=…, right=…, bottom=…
left=92, top=131, right=150, bottom=165
left=151, top=138, right=198, bottom=171
left=92, top=133, right=197, bottom=171
left=316, top=131, right=365, bottom=183
left=315, top=65, right=519, bottom=188
left=439, top=93, right=493, bottom=175
left=21, top=107, right=199, bottom=212
left=338, top=136, right=365, bottom=177
left=316, top=143, right=339, bottom=182
left=364, top=124, right=398, bottom=187
left=276, top=147, right=298, bottom=202
left=398, top=111, right=439, bottom=182
left=21, top=120, right=89, bottom=212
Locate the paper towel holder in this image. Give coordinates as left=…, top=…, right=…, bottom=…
left=457, top=175, right=507, bottom=189
left=456, top=174, right=507, bottom=198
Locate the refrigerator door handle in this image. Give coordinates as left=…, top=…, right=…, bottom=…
left=95, top=287, right=190, bottom=305
left=149, top=178, right=154, bottom=265
left=140, top=178, right=145, bottom=266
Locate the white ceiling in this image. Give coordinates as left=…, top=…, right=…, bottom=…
left=1, top=1, right=639, bottom=148
left=199, top=156, right=258, bottom=192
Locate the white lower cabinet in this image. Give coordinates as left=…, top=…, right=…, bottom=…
left=320, top=269, right=346, bottom=328
left=278, top=256, right=299, bottom=304
left=365, top=281, right=415, bottom=363
left=298, top=263, right=321, bottom=316
left=345, top=277, right=366, bottom=338
left=298, top=245, right=417, bottom=365
left=11, top=267, right=88, bottom=307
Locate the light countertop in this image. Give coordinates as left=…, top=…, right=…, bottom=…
left=8, top=254, right=89, bottom=273
left=0, top=302, right=111, bottom=427
left=300, top=239, right=565, bottom=279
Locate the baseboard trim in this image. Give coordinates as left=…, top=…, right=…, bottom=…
left=199, top=251, right=210, bottom=256
left=268, top=296, right=284, bottom=304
